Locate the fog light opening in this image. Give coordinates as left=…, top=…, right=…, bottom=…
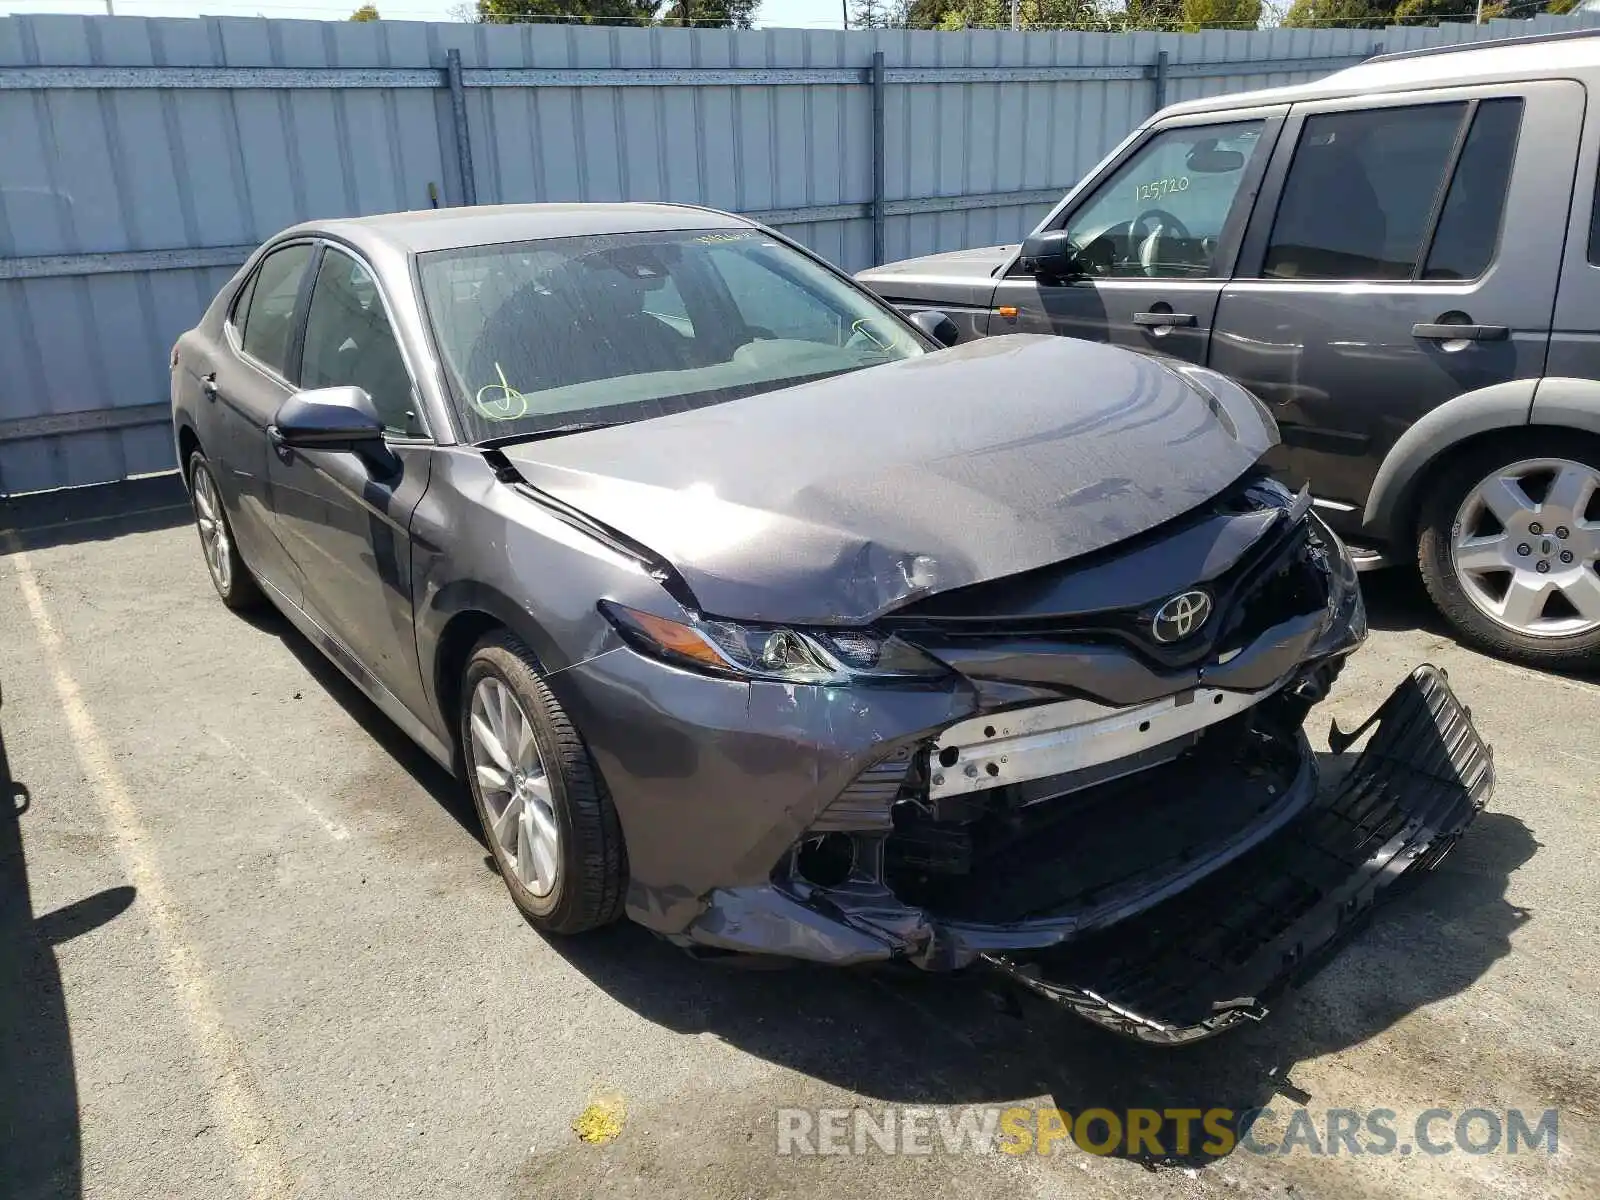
left=796, top=832, right=856, bottom=888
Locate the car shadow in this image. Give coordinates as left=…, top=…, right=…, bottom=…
left=232, top=604, right=484, bottom=849
left=1360, top=566, right=1600, bottom=682
left=535, top=782, right=1532, bottom=1171
left=0, top=694, right=137, bottom=1198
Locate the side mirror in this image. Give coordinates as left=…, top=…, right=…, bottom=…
left=270, top=386, right=384, bottom=450
left=907, top=309, right=960, bottom=347
left=1018, top=230, right=1087, bottom=282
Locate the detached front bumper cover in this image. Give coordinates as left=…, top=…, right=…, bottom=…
left=983, top=665, right=1494, bottom=1044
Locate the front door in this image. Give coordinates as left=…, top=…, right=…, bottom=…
left=1209, top=81, right=1581, bottom=520
left=989, top=107, right=1286, bottom=366
left=267, top=244, right=434, bottom=715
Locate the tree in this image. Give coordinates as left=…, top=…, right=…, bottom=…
left=660, top=0, right=758, bottom=23
left=850, top=0, right=893, bottom=25
left=1124, top=0, right=1187, bottom=26
left=349, top=3, right=380, bottom=17
left=901, top=0, right=1108, bottom=28
left=1281, top=0, right=1394, bottom=27
left=477, top=0, right=757, bottom=25
left=1182, top=0, right=1263, bottom=26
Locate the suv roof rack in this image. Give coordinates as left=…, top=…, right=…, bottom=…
left=1368, top=25, right=1600, bottom=65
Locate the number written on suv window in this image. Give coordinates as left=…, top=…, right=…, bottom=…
left=1062, top=119, right=1268, bottom=279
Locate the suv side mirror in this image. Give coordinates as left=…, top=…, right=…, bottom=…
left=270, top=386, right=384, bottom=451
left=907, top=309, right=960, bottom=347
left=1018, top=230, right=1087, bottom=282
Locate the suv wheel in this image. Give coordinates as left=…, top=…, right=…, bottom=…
left=459, top=631, right=626, bottom=933
left=1417, top=434, right=1600, bottom=669
left=188, top=451, right=262, bottom=610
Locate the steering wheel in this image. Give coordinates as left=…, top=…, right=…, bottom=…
left=1131, top=208, right=1192, bottom=277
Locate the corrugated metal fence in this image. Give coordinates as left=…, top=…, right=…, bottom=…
left=1, top=13, right=1595, bottom=495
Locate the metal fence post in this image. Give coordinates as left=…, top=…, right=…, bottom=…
left=871, top=49, right=886, bottom=267
left=446, top=48, right=478, bottom=207
left=1152, top=49, right=1169, bottom=114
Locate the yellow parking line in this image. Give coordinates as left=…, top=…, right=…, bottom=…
left=4, top=532, right=293, bottom=1199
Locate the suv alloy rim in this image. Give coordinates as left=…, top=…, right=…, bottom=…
left=1451, top=457, right=1600, bottom=637
left=469, top=676, right=561, bottom=897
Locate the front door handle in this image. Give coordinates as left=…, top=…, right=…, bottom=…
left=1412, top=322, right=1509, bottom=342
left=1133, top=311, right=1198, bottom=329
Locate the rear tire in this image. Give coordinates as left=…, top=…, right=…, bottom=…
left=187, top=451, right=262, bottom=611
left=460, top=631, right=626, bottom=934
left=1416, top=432, right=1600, bottom=670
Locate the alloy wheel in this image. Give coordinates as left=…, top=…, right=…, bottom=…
left=469, top=676, right=561, bottom=898
left=1451, top=457, right=1600, bottom=637
left=191, top=465, right=233, bottom=594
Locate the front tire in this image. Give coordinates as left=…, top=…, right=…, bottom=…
left=460, top=631, right=626, bottom=934
left=1417, top=433, right=1600, bottom=669
left=187, top=450, right=261, bottom=610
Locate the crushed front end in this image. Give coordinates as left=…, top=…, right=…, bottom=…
left=666, top=475, right=1494, bottom=1043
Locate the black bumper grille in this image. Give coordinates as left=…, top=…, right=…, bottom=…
left=984, top=666, right=1494, bottom=1044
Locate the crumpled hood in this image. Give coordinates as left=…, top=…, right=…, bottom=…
left=496, top=335, right=1276, bottom=625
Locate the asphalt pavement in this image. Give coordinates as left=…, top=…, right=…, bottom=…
left=1, top=479, right=1596, bottom=1200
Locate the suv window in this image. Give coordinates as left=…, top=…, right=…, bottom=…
left=1589, top=141, right=1600, bottom=266
left=1061, top=119, right=1267, bottom=279
left=239, top=243, right=313, bottom=377
left=1423, top=99, right=1523, bottom=281
left=300, top=248, right=420, bottom=436
left=1264, top=102, right=1467, bottom=281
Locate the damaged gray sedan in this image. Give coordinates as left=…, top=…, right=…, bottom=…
left=171, top=203, right=1493, bottom=1044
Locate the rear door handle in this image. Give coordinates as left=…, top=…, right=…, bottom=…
left=200, top=372, right=219, bottom=399
left=1412, top=322, right=1508, bottom=342
left=1133, top=311, right=1198, bottom=328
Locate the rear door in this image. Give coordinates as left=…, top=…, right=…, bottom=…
left=209, top=240, right=316, bottom=603
left=1210, top=81, right=1582, bottom=520
left=988, top=105, right=1286, bottom=365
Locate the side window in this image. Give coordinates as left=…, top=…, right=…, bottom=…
left=1423, top=100, right=1523, bottom=280
left=705, top=246, right=845, bottom=344
left=300, top=248, right=420, bottom=437
left=229, top=268, right=258, bottom=334
left=1061, top=119, right=1267, bottom=279
left=239, top=243, right=313, bottom=377
left=1592, top=149, right=1600, bottom=266
left=1264, top=102, right=1468, bottom=281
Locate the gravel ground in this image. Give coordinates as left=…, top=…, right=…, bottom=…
left=1, top=479, right=1596, bottom=1200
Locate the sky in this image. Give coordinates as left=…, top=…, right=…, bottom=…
left=0, top=0, right=849, bottom=27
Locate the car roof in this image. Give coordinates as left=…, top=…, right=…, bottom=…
left=1159, top=27, right=1600, bottom=121
left=282, top=202, right=751, bottom=258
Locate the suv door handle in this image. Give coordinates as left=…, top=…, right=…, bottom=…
left=1133, top=311, right=1198, bottom=328
left=1412, top=322, right=1508, bottom=342
left=200, top=372, right=219, bottom=399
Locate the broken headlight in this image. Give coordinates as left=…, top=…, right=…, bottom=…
left=600, top=601, right=950, bottom=685
left=1306, top=511, right=1368, bottom=655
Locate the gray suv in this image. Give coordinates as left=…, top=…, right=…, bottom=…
left=859, top=28, right=1600, bottom=671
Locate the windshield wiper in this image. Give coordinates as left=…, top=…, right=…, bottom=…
left=477, top=421, right=626, bottom=449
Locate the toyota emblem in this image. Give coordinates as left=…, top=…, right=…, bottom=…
left=1151, top=589, right=1213, bottom=644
